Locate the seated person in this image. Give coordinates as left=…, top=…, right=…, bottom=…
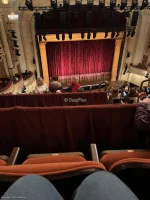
left=77, top=87, right=84, bottom=92
left=68, top=76, right=80, bottom=92
left=49, top=75, right=62, bottom=93
left=35, top=77, right=49, bottom=94
left=134, top=96, right=150, bottom=147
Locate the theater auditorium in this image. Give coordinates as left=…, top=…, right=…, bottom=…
left=0, top=0, right=150, bottom=199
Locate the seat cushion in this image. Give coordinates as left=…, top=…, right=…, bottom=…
left=23, top=155, right=86, bottom=165
left=27, top=152, right=84, bottom=159
left=0, top=159, right=7, bottom=166
left=100, top=151, right=150, bottom=170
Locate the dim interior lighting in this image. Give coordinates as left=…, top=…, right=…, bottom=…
left=8, top=12, right=18, bottom=21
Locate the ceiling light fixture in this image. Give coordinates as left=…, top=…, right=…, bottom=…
left=8, top=12, right=18, bottom=21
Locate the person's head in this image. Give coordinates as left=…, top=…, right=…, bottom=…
left=56, top=90, right=62, bottom=93
left=128, top=88, right=136, bottom=97
left=72, top=76, right=79, bottom=84
left=111, top=88, right=119, bottom=97
left=37, top=77, right=44, bottom=86
left=52, top=76, right=58, bottom=81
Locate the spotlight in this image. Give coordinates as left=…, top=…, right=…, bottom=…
left=69, top=32, right=72, bottom=40
left=99, top=0, right=105, bottom=9
left=131, top=29, right=135, bottom=37
left=39, top=34, right=42, bottom=42
left=111, top=31, right=115, bottom=38
left=130, top=0, right=138, bottom=10
left=25, top=0, right=33, bottom=11
left=56, top=33, right=60, bottom=40
left=76, top=0, right=82, bottom=8
left=15, top=50, right=21, bottom=56
left=104, top=32, right=108, bottom=38
left=51, top=0, right=57, bottom=10
left=87, top=32, right=91, bottom=39
left=110, top=0, right=116, bottom=10
left=93, top=31, right=96, bottom=39
left=120, top=0, right=127, bottom=10
left=116, top=32, right=120, bottom=37
left=140, top=0, right=148, bottom=10
left=87, top=0, right=93, bottom=9
left=127, top=30, right=131, bottom=37
left=43, top=35, right=47, bottom=41
left=81, top=32, right=84, bottom=39
left=63, top=0, right=70, bottom=8
left=62, top=33, right=65, bottom=40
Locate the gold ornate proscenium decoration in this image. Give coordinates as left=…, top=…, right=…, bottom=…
left=38, top=32, right=124, bottom=84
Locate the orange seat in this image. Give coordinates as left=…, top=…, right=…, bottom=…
left=100, top=150, right=150, bottom=170
left=23, top=155, right=86, bottom=165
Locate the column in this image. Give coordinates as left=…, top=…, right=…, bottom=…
left=39, top=42, right=49, bottom=84
left=111, top=39, right=122, bottom=81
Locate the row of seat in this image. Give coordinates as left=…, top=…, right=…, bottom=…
left=0, top=145, right=149, bottom=199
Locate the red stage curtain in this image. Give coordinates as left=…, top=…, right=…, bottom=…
left=46, top=39, right=115, bottom=79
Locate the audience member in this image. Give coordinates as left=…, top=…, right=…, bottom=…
left=49, top=76, right=62, bottom=93
left=35, top=77, right=49, bottom=94
left=68, top=76, right=80, bottom=92
left=134, top=96, right=150, bottom=147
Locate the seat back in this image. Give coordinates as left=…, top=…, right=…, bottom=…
left=110, top=158, right=150, bottom=200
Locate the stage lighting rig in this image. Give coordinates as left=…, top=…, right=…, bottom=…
left=25, top=0, right=33, bottom=11
left=104, top=32, right=108, bottom=38
left=116, top=32, right=120, bottom=37
left=140, top=0, right=148, bottom=10
left=99, top=0, right=105, bottom=9
left=93, top=31, right=96, bottom=39
left=63, top=0, right=70, bottom=8
left=81, top=32, right=85, bottom=39
left=127, top=30, right=131, bottom=37
left=76, top=0, right=82, bottom=8
left=69, top=32, right=72, bottom=40
left=87, top=32, right=91, bottom=39
left=62, top=33, right=65, bottom=40
left=43, top=34, right=47, bottom=41
left=130, top=0, right=138, bottom=10
left=87, top=0, right=93, bottom=9
left=110, top=0, right=116, bottom=10
left=120, top=0, right=127, bottom=10
left=56, top=33, right=60, bottom=40
left=131, top=29, right=135, bottom=37
left=51, top=0, right=57, bottom=10
left=111, top=31, right=115, bottom=38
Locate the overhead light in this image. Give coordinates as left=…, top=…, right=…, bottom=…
left=120, top=0, right=127, bottom=10
left=140, top=0, right=148, bottom=10
left=81, top=32, right=84, bottom=39
left=62, top=33, right=65, bottom=40
left=127, top=30, right=131, bottom=37
left=110, top=0, right=116, bottom=10
left=8, top=12, right=19, bottom=21
left=69, top=32, right=72, bottom=40
left=130, top=0, right=138, bottom=10
left=56, top=33, right=60, bottom=40
left=104, top=32, right=108, bottom=38
left=93, top=31, right=96, bottom=39
left=99, top=0, right=105, bottom=8
left=87, top=32, right=91, bottom=39
left=111, top=31, right=115, bottom=38
left=116, top=32, right=120, bottom=37
left=2, top=0, right=9, bottom=4
left=25, top=0, right=33, bottom=11
left=131, top=29, right=135, bottom=37
left=51, top=0, right=57, bottom=10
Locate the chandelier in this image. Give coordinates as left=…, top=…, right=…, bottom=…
left=8, top=12, right=19, bottom=21
left=2, top=0, right=9, bottom=4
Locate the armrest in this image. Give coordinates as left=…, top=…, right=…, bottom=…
left=90, top=144, right=99, bottom=162
left=7, top=147, right=21, bottom=165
